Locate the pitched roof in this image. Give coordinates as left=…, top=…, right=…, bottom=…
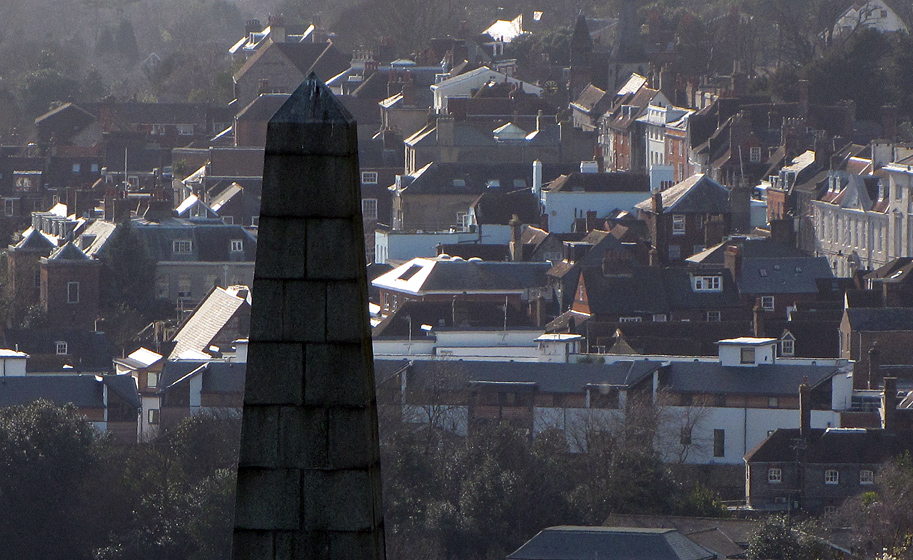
left=11, top=227, right=56, bottom=251
left=507, top=526, right=716, bottom=560
left=0, top=375, right=139, bottom=409
left=746, top=428, right=913, bottom=464
left=845, top=307, right=913, bottom=331
left=544, top=172, right=650, bottom=193
left=168, top=285, right=251, bottom=360
left=471, top=188, right=541, bottom=224
left=397, top=162, right=577, bottom=196
left=47, top=241, right=91, bottom=261
left=662, top=361, right=844, bottom=397
left=3, top=329, right=116, bottom=372
left=373, top=257, right=551, bottom=295
left=736, top=256, right=834, bottom=295
left=635, top=174, right=730, bottom=214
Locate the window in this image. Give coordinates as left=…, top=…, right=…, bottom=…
left=768, top=468, right=782, bottom=483
left=693, top=275, right=722, bottom=292
left=176, top=124, right=194, bottom=135
left=147, top=372, right=158, bottom=389
left=177, top=275, right=192, bottom=298
left=251, top=216, right=259, bottom=227
left=668, top=245, right=681, bottom=260
left=713, top=429, right=725, bottom=457
left=156, top=275, right=169, bottom=299
left=761, top=296, right=775, bottom=310
left=750, top=146, right=762, bottom=163
left=91, top=163, right=99, bottom=173
left=740, top=347, right=756, bottom=364
left=619, top=316, right=642, bottom=323
left=173, top=240, right=192, bottom=254
left=67, top=282, right=79, bottom=304
left=72, top=163, right=81, bottom=173
left=221, top=216, right=234, bottom=225
left=148, top=409, right=160, bottom=425
left=362, top=198, right=378, bottom=220
left=3, top=199, right=13, bottom=217
left=706, top=311, right=721, bottom=322
left=768, top=397, right=779, bottom=408
left=230, top=239, right=244, bottom=252
left=652, top=314, right=667, bottom=322
left=860, top=470, right=874, bottom=484
left=361, top=171, right=378, bottom=184
left=825, top=470, right=839, bottom=484
left=55, top=341, right=67, bottom=355
left=781, top=338, right=795, bottom=356
left=672, top=214, right=686, bottom=234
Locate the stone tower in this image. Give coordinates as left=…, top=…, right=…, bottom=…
left=232, top=74, right=385, bottom=560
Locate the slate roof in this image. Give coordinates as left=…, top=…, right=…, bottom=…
left=737, top=257, right=834, bottom=295
left=164, top=360, right=246, bottom=394
left=471, top=188, right=541, bottom=224
left=397, top=162, right=576, bottom=196
left=507, top=526, right=716, bottom=560
left=544, top=172, right=650, bottom=193
left=374, top=257, right=551, bottom=295
left=0, top=374, right=139, bottom=410
left=866, top=257, right=913, bottom=283
left=845, top=307, right=913, bottom=331
left=234, top=41, right=349, bottom=83
left=603, top=514, right=760, bottom=551
left=11, top=227, right=56, bottom=251
left=662, top=361, right=844, bottom=397
left=235, top=94, right=290, bottom=122
left=126, top=218, right=257, bottom=262
left=47, top=241, right=91, bottom=261
left=373, top=299, right=538, bottom=338
left=169, top=285, right=251, bottom=360
left=745, top=428, right=913, bottom=464
left=635, top=174, right=730, bottom=214
left=3, top=329, right=116, bottom=372
left=580, top=267, right=740, bottom=316
left=686, top=238, right=806, bottom=266
left=571, top=84, right=609, bottom=114
left=374, top=359, right=660, bottom=394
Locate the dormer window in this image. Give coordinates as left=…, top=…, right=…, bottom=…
left=55, top=341, right=67, bottom=355
left=693, top=275, right=722, bottom=292
left=780, top=331, right=796, bottom=356
left=173, top=240, right=192, bottom=254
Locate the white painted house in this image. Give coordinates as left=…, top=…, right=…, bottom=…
left=431, top=67, right=543, bottom=114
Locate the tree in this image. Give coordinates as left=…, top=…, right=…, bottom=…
left=747, top=515, right=835, bottom=560
left=17, top=68, right=80, bottom=116
left=101, top=219, right=157, bottom=312
left=0, top=400, right=107, bottom=558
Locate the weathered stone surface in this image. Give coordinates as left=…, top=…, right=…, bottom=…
left=283, top=280, right=326, bottom=342
left=235, top=468, right=301, bottom=530
left=278, top=406, right=328, bottom=469
left=239, top=405, right=279, bottom=468
left=254, top=217, right=306, bottom=278
left=249, top=279, right=284, bottom=341
left=234, top=73, right=384, bottom=560
left=304, top=343, right=374, bottom=406
left=244, top=342, right=304, bottom=405
left=302, top=470, right=375, bottom=531
left=326, top=281, right=368, bottom=343
left=328, top=407, right=380, bottom=469
left=306, top=219, right=362, bottom=280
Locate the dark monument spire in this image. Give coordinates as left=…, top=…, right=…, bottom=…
left=232, top=73, right=385, bottom=560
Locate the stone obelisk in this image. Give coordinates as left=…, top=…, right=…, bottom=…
left=232, top=73, right=385, bottom=560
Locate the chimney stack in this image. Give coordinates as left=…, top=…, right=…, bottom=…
left=753, top=300, right=765, bottom=337
left=868, top=343, right=881, bottom=390
left=799, top=380, right=811, bottom=438
left=883, top=376, right=897, bottom=434
left=509, top=214, right=524, bottom=261
left=585, top=210, right=598, bottom=232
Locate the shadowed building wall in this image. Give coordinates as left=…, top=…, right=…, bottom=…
left=232, top=74, right=386, bottom=560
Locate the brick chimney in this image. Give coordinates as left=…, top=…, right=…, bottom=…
left=799, top=380, right=811, bottom=438
left=881, top=105, right=898, bottom=141
left=753, top=300, right=765, bottom=337
left=509, top=214, right=524, bottom=261
left=868, top=343, right=882, bottom=390
left=585, top=210, right=598, bottom=232
left=883, top=376, right=897, bottom=434
left=436, top=116, right=454, bottom=146
left=724, top=244, right=742, bottom=281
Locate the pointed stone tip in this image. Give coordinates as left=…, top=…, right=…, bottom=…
left=270, top=72, right=355, bottom=125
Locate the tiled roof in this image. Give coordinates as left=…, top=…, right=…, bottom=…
left=545, top=172, right=650, bottom=193
left=746, top=428, right=913, bottom=464
left=0, top=375, right=138, bottom=410
left=168, top=285, right=251, bottom=360
left=507, top=526, right=716, bottom=560
left=635, top=174, right=730, bottom=214
left=47, top=241, right=90, bottom=261
left=736, top=256, right=834, bottom=294
left=845, top=307, right=913, bottom=331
